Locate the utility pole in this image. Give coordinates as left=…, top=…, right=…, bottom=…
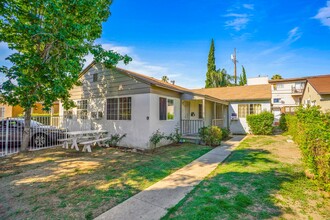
left=231, top=48, right=237, bottom=85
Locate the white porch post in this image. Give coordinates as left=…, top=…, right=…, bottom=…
left=213, top=103, right=216, bottom=126
left=202, top=99, right=205, bottom=119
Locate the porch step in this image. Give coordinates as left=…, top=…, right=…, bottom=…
left=181, top=135, right=201, bottom=145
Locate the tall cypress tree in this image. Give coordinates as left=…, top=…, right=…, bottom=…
left=242, top=65, right=247, bottom=85
left=205, top=39, right=216, bottom=88
left=239, top=65, right=247, bottom=85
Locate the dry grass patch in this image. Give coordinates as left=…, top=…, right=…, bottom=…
left=0, top=143, right=212, bottom=219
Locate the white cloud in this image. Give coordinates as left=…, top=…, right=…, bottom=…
left=243, top=4, right=254, bottom=10
left=285, top=27, right=302, bottom=44
left=225, top=13, right=250, bottom=31
left=259, top=27, right=302, bottom=57
left=313, top=1, right=330, bottom=27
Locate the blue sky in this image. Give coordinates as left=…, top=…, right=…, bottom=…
left=1, top=0, right=330, bottom=88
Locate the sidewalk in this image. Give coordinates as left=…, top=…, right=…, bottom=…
left=95, top=135, right=246, bottom=220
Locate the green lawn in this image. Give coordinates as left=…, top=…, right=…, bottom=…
left=163, top=135, right=330, bottom=220
left=0, top=143, right=212, bottom=220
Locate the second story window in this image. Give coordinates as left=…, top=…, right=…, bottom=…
left=93, top=73, right=98, bottom=82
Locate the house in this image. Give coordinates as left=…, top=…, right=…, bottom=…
left=247, top=76, right=269, bottom=85
left=63, top=62, right=229, bottom=149
left=302, top=75, right=330, bottom=112
left=0, top=102, right=59, bottom=119
left=268, top=77, right=306, bottom=124
left=192, top=84, right=272, bottom=134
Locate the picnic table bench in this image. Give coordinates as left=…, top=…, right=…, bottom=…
left=80, top=137, right=111, bottom=152
left=60, top=130, right=108, bottom=152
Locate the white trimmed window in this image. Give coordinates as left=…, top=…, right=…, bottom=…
left=238, top=104, right=262, bottom=118
left=106, top=97, right=132, bottom=120
left=159, top=98, right=175, bottom=120
left=77, top=100, right=88, bottom=119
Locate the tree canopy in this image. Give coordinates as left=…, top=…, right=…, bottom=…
left=161, top=76, right=169, bottom=83
left=0, top=0, right=131, bottom=150
left=271, top=74, right=283, bottom=80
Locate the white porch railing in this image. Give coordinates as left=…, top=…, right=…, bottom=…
left=181, top=119, right=204, bottom=135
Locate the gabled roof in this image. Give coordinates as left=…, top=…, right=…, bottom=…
left=79, top=61, right=228, bottom=104
left=307, top=75, right=330, bottom=95
left=192, top=84, right=272, bottom=101
left=80, top=61, right=191, bottom=93
left=269, top=74, right=330, bottom=83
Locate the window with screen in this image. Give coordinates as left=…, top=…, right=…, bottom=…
left=76, top=100, right=88, bottom=119
left=93, top=73, right=98, bottom=82
left=107, top=97, right=131, bottom=120
left=167, top=99, right=174, bottom=120
left=119, top=97, right=131, bottom=120
left=238, top=104, right=262, bottom=118
left=159, top=98, right=175, bottom=120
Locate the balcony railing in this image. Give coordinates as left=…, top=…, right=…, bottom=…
left=291, top=87, right=304, bottom=94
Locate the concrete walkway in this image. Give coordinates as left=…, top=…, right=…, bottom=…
left=95, top=135, right=246, bottom=220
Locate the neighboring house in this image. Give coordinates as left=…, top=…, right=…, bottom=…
left=0, top=102, right=59, bottom=118
left=192, top=84, right=272, bottom=134
left=247, top=76, right=269, bottom=85
left=302, top=75, right=330, bottom=112
left=268, top=77, right=306, bottom=124
left=63, top=62, right=229, bottom=149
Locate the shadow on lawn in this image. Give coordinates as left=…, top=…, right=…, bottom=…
left=164, top=148, right=296, bottom=220
left=0, top=144, right=211, bottom=220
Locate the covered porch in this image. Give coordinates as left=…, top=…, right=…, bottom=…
left=181, top=93, right=228, bottom=135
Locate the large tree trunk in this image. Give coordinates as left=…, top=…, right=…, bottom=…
left=21, top=108, right=32, bottom=151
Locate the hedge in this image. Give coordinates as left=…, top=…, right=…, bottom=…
left=286, top=106, right=330, bottom=191
left=246, top=111, right=274, bottom=135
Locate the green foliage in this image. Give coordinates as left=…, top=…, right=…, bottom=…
left=105, top=133, right=127, bottom=147
left=167, top=113, right=174, bottom=120
left=279, top=113, right=287, bottom=131
left=0, top=0, right=131, bottom=111
left=271, top=74, right=283, bottom=80
left=221, top=128, right=230, bottom=139
left=246, top=112, right=274, bottom=135
left=205, top=39, right=216, bottom=88
left=198, top=126, right=223, bottom=147
left=166, top=128, right=182, bottom=144
left=161, top=76, right=169, bottom=82
left=205, top=39, right=232, bottom=88
left=286, top=106, right=330, bottom=191
left=239, top=65, right=247, bottom=86
left=149, top=130, right=165, bottom=149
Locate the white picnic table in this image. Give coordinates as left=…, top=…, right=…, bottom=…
left=65, top=130, right=108, bottom=151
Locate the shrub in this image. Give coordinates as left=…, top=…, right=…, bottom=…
left=286, top=106, right=330, bottom=191
left=246, top=112, right=274, bottom=135
left=221, top=128, right=230, bottom=139
left=166, top=128, right=182, bottom=144
left=198, top=126, right=222, bottom=147
left=149, top=130, right=165, bottom=149
left=105, top=133, right=127, bottom=147
left=279, top=113, right=287, bottom=131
